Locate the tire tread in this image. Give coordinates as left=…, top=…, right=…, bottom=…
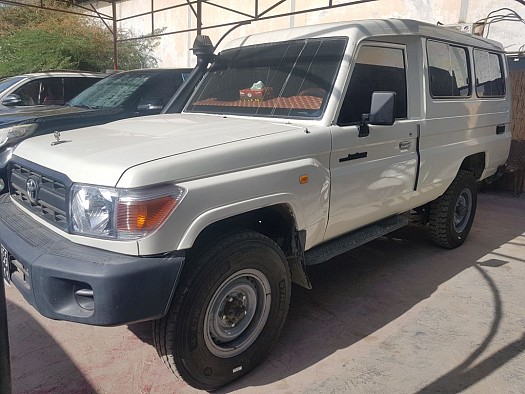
left=429, top=170, right=476, bottom=248
left=153, top=231, right=290, bottom=390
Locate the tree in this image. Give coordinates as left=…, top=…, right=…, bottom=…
left=0, top=1, right=161, bottom=76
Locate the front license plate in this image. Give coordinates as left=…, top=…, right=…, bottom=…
left=1, top=244, right=11, bottom=285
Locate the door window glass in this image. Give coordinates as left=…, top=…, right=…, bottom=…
left=13, top=80, right=41, bottom=105
left=40, top=78, right=64, bottom=105
left=338, top=45, right=407, bottom=125
left=474, top=49, right=505, bottom=97
left=427, top=40, right=470, bottom=98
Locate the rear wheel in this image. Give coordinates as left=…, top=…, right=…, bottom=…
left=429, top=170, right=477, bottom=248
left=153, top=231, right=291, bottom=390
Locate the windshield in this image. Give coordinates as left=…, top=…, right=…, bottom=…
left=183, top=38, right=346, bottom=119
left=69, top=72, right=155, bottom=108
left=0, top=76, right=25, bottom=95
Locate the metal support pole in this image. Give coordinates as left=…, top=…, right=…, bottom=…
left=459, top=0, right=469, bottom=23
left=112, top=1, right=119, bottom=70
left=0, top=278, right=11, bottom=394
left=196, top=0, right=202, bottom=35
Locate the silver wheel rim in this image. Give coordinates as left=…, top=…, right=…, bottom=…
left=204, top=268, right=271, bottom=358
left=454, top=188, right=472, bottom=233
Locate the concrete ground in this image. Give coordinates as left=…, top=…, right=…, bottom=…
left=4, top=191, right=525, bottom=394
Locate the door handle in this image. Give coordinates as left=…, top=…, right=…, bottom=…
left=399, top=141, right=411, bottom=150
left=496, top=124, right=505, bottom=134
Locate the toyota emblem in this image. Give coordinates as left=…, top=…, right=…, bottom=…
left=26, top=177, right=39, bottom=204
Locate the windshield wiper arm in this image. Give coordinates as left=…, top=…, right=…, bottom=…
left=72, top=104, right=99, bottom=109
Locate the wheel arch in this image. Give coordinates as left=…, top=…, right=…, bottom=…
left=460, top=152, right=485, bottom=180
left=186, top=204, right=311, bottom=289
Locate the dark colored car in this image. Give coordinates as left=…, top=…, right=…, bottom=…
left=0, top=71, right=105, bottom=113
left=0, top=68, right=191, bottom=193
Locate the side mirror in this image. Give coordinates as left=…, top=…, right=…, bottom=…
left=2, top=94, right=22, bottom=106
left=358, top=91, right=396, bottom=137
left=137, top=97, right=163, bottom=114
left=369, top=91, right=396, bottom=125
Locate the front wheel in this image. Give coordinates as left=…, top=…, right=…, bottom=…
left=429, top=170, right=477, bottom=248
left=153, top=231, right=291, bottom=390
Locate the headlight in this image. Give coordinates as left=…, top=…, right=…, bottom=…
left=0, top=123, right=38, bottom=147
left=70, top=183, right=186, bottom=240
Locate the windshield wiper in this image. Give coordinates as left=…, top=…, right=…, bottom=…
left=71, top=104, right=99, bottom=109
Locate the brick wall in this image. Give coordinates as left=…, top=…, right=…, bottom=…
left=487, top=69, right=525, bottom=195
left=511, top=69, right=525, bottom=141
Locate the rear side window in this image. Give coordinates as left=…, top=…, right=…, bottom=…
left=338, top=45, right=407, bottom=125
left=427, top=40, right=470, bottom=98
left=474, top=49, right=505, bottom=97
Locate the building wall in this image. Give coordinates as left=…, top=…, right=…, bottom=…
left=91, top=0, right=525, bottom=68
left=511, top=70, right=525, bottom=141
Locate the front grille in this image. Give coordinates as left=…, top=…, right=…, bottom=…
left=10, top=163, right=68, bottom=230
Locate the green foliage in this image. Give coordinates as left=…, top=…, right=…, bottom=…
left=0, top=1, right=161, bottom=76
left=116, top=30, right=162, bottom=71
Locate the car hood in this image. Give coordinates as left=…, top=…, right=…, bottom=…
left=0, top=106, right=116, bottom=127
left=0, top=104, right=68, bottom=118
left=14, top=113, right=303, bottom=186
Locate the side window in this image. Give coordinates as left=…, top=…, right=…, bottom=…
left=338, top=45, right=407, bottom=125
left=427, top=40, right=470, bottom=98
left=474, top=50, right=505, bottom=97
left=12, top=80, right=40, bottom=106
left=40, top=78, right=64, bottom=105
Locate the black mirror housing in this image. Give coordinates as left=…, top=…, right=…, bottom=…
left=2, top=94, right=22, bottom=107
left=137, top=97, right=163, bottom=114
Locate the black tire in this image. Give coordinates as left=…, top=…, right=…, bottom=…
left=153, top=231, right=291, bottom=391
left=429, top=170, right=477, bottom=248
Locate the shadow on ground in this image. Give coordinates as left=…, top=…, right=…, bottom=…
left=6, top=300, right=95, bottom=393
left=219, top=193, right=525, bottom=392
left=8, top=193, right=522, bottom=393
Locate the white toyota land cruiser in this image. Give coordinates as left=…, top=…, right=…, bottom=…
left=0, top=19, right=511, bottom=390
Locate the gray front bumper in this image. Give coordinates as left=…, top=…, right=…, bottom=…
left=0, top=194, right=184, bottom=326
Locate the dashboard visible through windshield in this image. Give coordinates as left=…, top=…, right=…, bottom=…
left=184, top=37, right=347, bottom=119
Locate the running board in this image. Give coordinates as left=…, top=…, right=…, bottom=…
left=304, top=215, right=409, bottom=266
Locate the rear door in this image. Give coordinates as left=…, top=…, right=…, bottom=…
left=325, top=43, right=418, bottom=240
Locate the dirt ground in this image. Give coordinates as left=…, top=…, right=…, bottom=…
left=4, top=191, right=525, bottom=394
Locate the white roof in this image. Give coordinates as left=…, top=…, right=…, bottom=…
left=18, top=71, right=105, bottom=79
left=221, top=18, right=503, bottom=52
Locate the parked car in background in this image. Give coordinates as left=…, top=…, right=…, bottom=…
left=0, top=71, right=105, bottom=113
left=0, top=68, right=191, bottom=193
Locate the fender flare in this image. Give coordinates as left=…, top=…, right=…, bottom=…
left=176, top=192, right=305, bottom=250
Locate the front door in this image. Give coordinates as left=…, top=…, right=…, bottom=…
left=325, top=43, right=418, bottom=240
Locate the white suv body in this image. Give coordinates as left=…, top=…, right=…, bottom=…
left=0, top=19, right=511, bottom=390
